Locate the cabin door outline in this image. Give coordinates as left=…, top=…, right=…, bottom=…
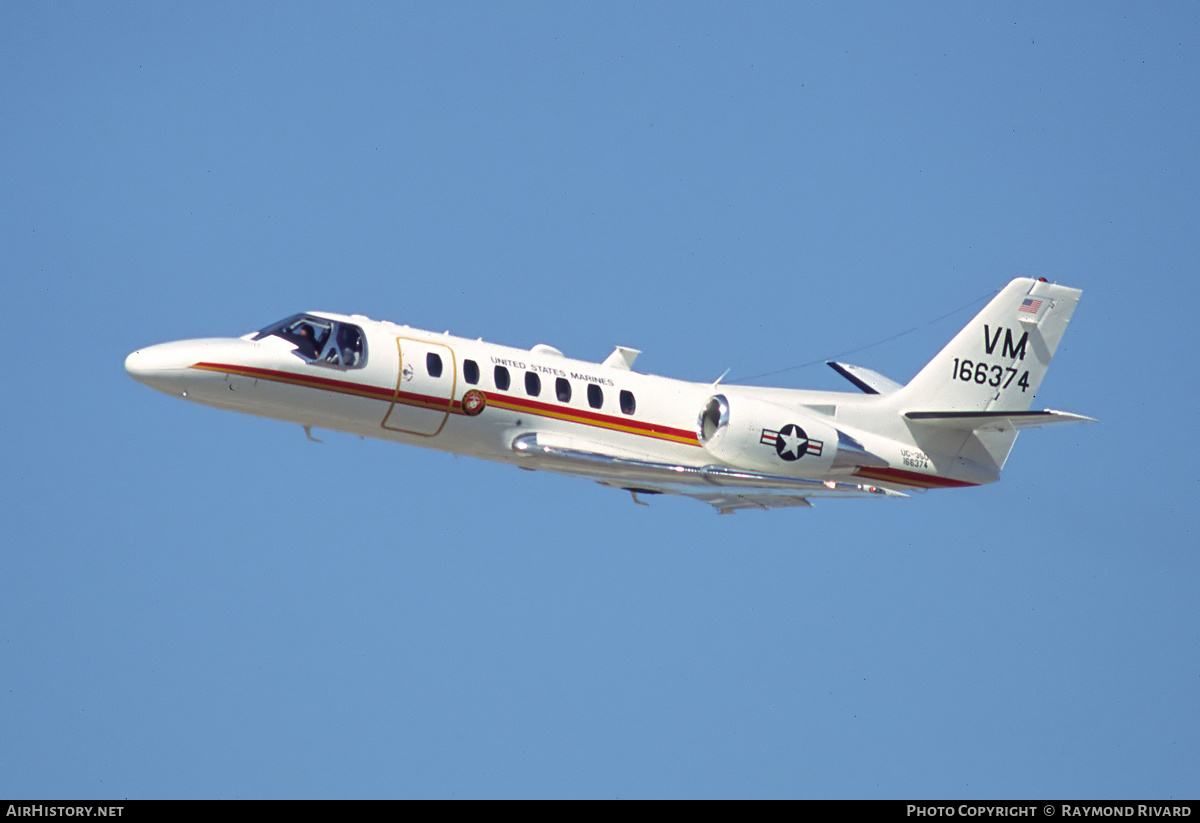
left=381, top=337, right=457, bottom=437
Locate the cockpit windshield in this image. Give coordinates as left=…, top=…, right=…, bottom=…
left=253, top=314, right=367, bottom=369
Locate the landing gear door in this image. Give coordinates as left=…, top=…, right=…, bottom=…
left=381, top=337, right=457, bottom=437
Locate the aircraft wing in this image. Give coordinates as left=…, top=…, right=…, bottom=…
left=511, top=432, right=903, bottom=514
left=827, top=361, right=904, bottom=394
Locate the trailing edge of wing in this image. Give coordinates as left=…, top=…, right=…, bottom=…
left=685, top=492, right=814, bottom=515
left=510, top=431, right=903, bottom=513
left=905, top=409, right=1097, bottom=431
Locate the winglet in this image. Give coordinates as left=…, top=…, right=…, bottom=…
left=603, top=346, right=641, bottom=370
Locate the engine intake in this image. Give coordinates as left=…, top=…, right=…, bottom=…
left=697, top=394, right=730, bottom=444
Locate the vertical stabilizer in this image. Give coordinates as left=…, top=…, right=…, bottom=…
left=898, top=278, right=1082, bottom=413
left=894, top=278, right=1082, bottom=472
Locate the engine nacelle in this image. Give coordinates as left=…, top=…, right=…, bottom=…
left=697, top=393, right=876, bottom=476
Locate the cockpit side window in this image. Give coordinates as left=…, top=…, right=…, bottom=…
left=254, top=314, right=367, bottom=369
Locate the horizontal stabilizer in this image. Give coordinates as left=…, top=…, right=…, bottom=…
left=905, top=409, right=1096, bottom=431
left=828, top=361, right=903, bottom=395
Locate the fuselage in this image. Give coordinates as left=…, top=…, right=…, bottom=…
left=126, top=313, right=702, bottom=462
left=126, top=279, right=1091, bottom=512
left=124, top=311, right=993, bottom=495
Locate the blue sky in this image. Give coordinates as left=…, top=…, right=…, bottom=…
left=3, top=1, right=1197, bottom=799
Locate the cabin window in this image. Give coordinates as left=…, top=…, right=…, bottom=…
left=253, top=314, right=367, bottom=369
left=619, top=390, right=636, bottom=415
left=587, top=384, right=604, bottom=409
left=525, top=371, right=541, bottom=397
left=555, top=377, right=571, bottom=403
left=426, top=352, right=443, bottom=378
left=463, top=359, right=480, bottom=385
left=494, top=365, right=511, bottom=391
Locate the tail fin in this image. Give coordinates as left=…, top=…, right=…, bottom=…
left=898, top=277, right=1082, bottom=412
left=895, top=277, right=1086, bottom=472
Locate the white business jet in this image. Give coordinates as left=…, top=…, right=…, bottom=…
left=126, top=277, right=1091, bottom=513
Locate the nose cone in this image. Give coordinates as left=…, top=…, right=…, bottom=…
left=124, top=348, right=157, bottom=382
left=125, top=340, right=203, bottom=396
left=127, top=337, right=263, bottom=400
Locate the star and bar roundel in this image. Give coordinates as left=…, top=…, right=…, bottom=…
left=760, top=424, right=824, bottom=461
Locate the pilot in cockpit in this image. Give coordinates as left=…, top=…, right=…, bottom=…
left=336, top=324, right=363, bottom=367
left=254, top=314, right=364, bottom=368
left=294, top=323, right=320, bottom=359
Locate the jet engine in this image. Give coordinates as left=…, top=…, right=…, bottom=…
left=696, top=393, right=881, bottom=475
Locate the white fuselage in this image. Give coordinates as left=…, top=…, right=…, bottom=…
left=125, top=311, right=990, bottom=496
left=126, top=279, right=1090, bottom=512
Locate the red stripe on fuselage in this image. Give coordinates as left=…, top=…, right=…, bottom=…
left=192, top=362, right=395, bottom=401
left=190, top=362, right=700, bottom=446
left=852, top=466, right=977, bottom=489
left=482, top=392, right=697, bottom=444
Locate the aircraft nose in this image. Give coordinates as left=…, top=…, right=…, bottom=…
left=125, top=341, right=195, bottom=395
left=124, top=349, right=150, bottom=380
